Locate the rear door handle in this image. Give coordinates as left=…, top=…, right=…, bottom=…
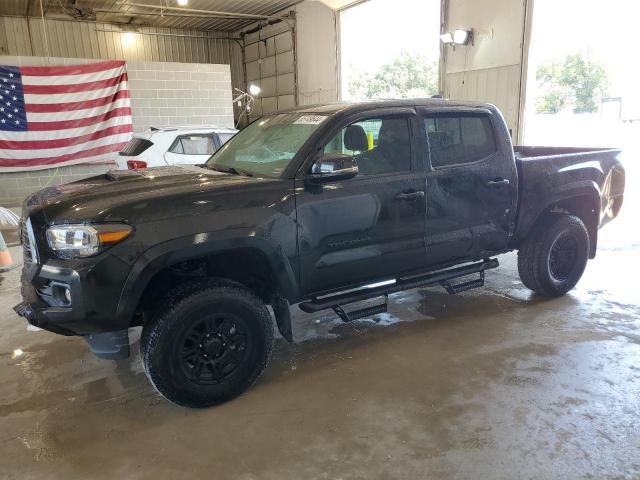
left=395, top=190, right=425, bottom=201
left=487, top=178, right=510, bottom=186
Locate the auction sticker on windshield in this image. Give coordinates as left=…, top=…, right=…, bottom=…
left=294, top=115, right=327, bottom=125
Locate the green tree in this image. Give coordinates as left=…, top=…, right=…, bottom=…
left=536, top=51, right=609, bottom=114
left=349, top=51, right=439, bottom=100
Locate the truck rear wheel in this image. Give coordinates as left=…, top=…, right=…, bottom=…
left=517, top=214, right=590, bottom=297
left=141, top=281, right=274, bottom=408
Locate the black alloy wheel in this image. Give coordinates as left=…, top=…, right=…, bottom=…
left=141, top=281, right=274, bottom=408
left=517, top=214, right=590, bottom=297
left=548, top=231, right=579, bottom=281
left=178, top=313, right=249, bottom=385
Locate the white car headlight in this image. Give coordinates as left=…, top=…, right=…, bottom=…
left=46, top=224, right=132, bottom=258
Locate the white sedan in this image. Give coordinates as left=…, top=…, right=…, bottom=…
left=116, top=126, right=237, bottom=170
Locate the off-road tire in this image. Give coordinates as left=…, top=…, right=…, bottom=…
left=517, top=214, right=590, bottom=297
left=141, top=280, right=274, bottom=408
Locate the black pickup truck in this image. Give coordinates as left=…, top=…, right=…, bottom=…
left=14, top=99, right=625, bottom=407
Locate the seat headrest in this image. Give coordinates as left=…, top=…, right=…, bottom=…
left=344, top=124, right=368, bottom=151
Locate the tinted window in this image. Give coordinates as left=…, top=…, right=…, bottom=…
left=120, top=138, right=153, bottom=156
left=170, top=135, right=216, bottom=155
left=425, top=115, right=496, bottom=167
left=324, top=117, right=411, bottom=175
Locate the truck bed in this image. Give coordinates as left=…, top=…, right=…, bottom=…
left=512, top=145, right=625, bottom=252
left=514, top=146, right=621, bottom=160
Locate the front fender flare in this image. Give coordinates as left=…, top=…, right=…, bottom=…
left=114, top=234, right=299, bottom=325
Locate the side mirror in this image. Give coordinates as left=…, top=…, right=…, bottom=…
left=308, top=153, right=358, bottom=183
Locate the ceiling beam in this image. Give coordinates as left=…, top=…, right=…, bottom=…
left=94, top=8, right=273, bottom=20
left=125, top=2, right=290, bottom=20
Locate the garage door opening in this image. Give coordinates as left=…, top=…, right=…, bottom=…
left=339, top=0, right=441, bottom=101
left=524, top=0, right=640, bottom=148
left=523, top=0, right=639, bottom=252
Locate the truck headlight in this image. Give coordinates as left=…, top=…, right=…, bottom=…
left=46, top=224, right=132, bottom=258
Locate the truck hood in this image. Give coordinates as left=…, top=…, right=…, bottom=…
left=26, top=164, right=281, bottom=224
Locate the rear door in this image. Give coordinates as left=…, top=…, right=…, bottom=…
left=418, top=108, right=518, bottom=266
left=295, top=109, right=428, bottom=294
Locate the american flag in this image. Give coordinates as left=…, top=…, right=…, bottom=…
left=0, top=61, right=133, bottom=172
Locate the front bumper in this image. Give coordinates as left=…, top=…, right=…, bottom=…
left=14, top=262, right=132, bottom=359
left=13, top=253, right=132, bottom=336
left=14, top=262, right=87, bottom=335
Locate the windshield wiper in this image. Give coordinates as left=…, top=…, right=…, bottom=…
left=210, top=166, right=253, bottom=177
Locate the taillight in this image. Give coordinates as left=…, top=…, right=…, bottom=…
left=127, top=160, right=147, bottom=170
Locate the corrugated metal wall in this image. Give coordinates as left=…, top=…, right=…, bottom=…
left=243, top=20, right=297, bottom=121
left=445, top=65, right=522, bottom=135
left=442, top=0, right=529, bottom=143
left=0, top=15, right=244, bottom=108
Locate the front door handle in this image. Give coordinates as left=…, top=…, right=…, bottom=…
left=395, top=190, right=425, bottom=201
left=487, top=178, right=510, bottom=186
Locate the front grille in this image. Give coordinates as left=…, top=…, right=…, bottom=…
left=22, top=218, right=39, bottom=266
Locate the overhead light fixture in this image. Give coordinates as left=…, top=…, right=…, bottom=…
left=440, top=29, right=473, bottom=46
left=453, top=29, right=472, bottom=45
left=176, top=0, right=189, bottom=5
left=122, top=31, right=136, bottom=46
left=249, top=84, right=261, bottom=96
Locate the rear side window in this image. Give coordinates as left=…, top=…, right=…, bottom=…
left=425, top=115, right=497, bottom=167
left=120, top=138, right=153, bottom=156
left=169, top=135, right=216, bottom=155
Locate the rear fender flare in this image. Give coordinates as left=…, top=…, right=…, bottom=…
left=515, top=180, right=601, bottom=257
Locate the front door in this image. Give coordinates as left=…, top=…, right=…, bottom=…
left=419, top=109, right=518, bottom=266
left=295, top=112, right=428, bottom=295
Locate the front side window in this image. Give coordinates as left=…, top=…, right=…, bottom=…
left=207, top=113, right=328, bottom=177
left=425, top=114, right=497, bottom=168
left=170, top=135, right=216, bottom=155
left=323, top=117, right=411, bottom=175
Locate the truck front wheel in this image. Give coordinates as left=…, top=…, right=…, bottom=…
left=141, top=281, right=274, bottom=408
left=517, top=214, right=590, bottom=297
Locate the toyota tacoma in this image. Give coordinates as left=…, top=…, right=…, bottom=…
left=14, top=99, right=625, bottom=407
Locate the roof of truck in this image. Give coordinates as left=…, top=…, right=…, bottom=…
left=277, top=98, right=496, bottom=116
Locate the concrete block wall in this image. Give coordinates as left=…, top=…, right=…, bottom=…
left=127, top=61, right=234, bottom=131
left=0, top=57, right=234, bottom=207
left=0, top=164, right=113, bottom=207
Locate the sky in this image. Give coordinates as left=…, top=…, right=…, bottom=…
left=339, top=0, right=441, bottom=98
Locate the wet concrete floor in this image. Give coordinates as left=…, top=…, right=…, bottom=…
left=1, top=198, right=639, bottom=479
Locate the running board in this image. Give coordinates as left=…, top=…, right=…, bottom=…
left=299, top=258, right=499, bottom=314
left=333, top=296, right=388, bottom=323
left=440, top=271, right=485, bottom=294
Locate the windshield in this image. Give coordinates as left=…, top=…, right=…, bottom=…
left=206, top=113, right=328, bottom=177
